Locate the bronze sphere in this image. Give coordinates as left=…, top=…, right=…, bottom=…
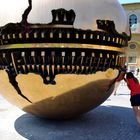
left=0, top=0, right=130, bottom=119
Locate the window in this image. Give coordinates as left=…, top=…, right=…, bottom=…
left=129, top=44, right=137, bottom=49
left=128, top=56, right=137, bottom=64
left=129, top=14, right=137, bottom=27
left=129, top=66, right=136, bottom=73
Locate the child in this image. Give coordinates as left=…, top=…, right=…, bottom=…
left=124, top=72, right=140, bottom=125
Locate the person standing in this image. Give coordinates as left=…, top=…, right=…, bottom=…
left=124, top=72, right=140, bottom=125
left=136, top=68, right=139, bottom=76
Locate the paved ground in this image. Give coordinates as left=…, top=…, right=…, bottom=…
left=0, top=81, right=140, bottom=140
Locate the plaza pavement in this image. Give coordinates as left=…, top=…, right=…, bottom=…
left=0, top=80, right=140, bottom=140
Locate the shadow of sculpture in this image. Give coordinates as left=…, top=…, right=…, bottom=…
left=14, top=106, right=140, bottom=140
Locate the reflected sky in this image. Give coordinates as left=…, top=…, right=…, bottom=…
left=0, top=0, right=129, bottom=34
left=119, top=0, right=140, bottom=4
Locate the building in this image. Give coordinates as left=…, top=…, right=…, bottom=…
left=122, top=3, right=140, bottom=74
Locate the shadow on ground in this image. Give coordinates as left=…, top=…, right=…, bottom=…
left=14, top=106, right=140, bottom=140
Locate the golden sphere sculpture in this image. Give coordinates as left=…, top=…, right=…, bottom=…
left=0, top=0, right=130, bottom=119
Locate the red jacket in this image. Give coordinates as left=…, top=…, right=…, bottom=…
left=127, top=78, right=140, bottom=96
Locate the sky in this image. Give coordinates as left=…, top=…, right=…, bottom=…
left=119, top=0, right=140, bottom=4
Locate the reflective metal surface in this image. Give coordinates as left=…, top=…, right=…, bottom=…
left=0, top=69, right=118, bottom=119
left=0, top=0, right=130, bottom=35
left=0, top=0, right=129, bottom=119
